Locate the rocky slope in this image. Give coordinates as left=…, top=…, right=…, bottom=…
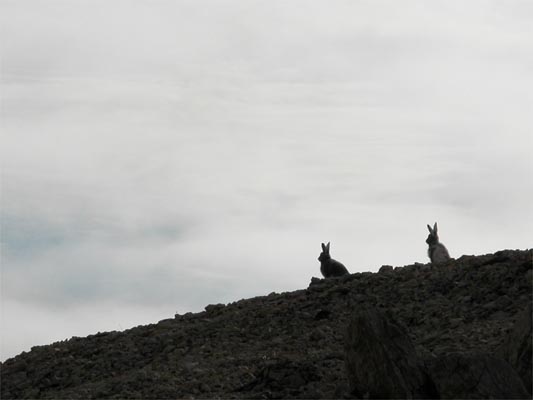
left=1, top=249, right=532, bottom=399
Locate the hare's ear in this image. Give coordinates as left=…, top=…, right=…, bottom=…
left=326, top=242, right=331, bottom=252
left=433, top=222, right=438, bottom=233
left=427, top=224, right=433, bottom=233
left=321, top=243, right=327, bottom=252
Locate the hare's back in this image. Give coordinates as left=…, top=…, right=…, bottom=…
left=327, top=259, right=349, bottom=277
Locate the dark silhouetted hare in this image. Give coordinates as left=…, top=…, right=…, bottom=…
left=426, top=222, right=450, bottom=264
left=318, top=242, right=349, bottom=278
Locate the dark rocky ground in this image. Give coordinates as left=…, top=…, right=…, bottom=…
left=1, top=249, right=532, bottom=399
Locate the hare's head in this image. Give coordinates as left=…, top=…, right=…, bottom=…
left=426, top=222, right=440, bottom=245
left=318, top=242, right=331, bottom=262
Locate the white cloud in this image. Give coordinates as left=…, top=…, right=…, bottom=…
left=1, top=299, right=173, bottom=360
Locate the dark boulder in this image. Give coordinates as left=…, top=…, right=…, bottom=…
left=499, top=303, right=532, bottom=394
left=378, top=265, right=393, bottom=274
left=344, top=308, right=436, bottom=399
left=427, top=352, right=529, bottom=399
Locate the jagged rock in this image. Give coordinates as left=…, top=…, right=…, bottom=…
left=205, top=303, right=226, bottom=315
left=499, top=303, right=532, bottom=394
left=344, top=308, right=436, bottom=399
left=378, top=265, right=394, bottom=274
left=427, top=352, right=529, bottom=399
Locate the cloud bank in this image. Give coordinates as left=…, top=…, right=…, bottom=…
left=1, top=0, right=532, bottom=360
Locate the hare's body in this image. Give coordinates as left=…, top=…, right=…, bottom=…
left=318, top=242, right=349, bottom=278
left=428, top=243, right=450, bottom=264
left=321, top=259, right=349, bottom=278
left=426, top=222, right=450, bottom=264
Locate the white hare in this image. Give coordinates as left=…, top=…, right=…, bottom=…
left=318, top=242, right=349, bottom=278
left=426, top=222, right=451, bottom=264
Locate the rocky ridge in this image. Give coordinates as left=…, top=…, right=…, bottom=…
left=1, top=249, right=532, bottom=399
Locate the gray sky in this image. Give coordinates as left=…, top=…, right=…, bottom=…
left=1, top=0, right=532, bottom=360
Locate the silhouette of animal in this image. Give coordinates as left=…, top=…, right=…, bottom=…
left=426, top=222, right=451, bottom=264
left=318, top=242, right=349, bottom=278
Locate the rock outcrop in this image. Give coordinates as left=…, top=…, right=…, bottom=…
left=499, top=303, right=533, bottom=394
left=1, top=249, right=531, bottom=399
left=345, top=308, right=436, bottom=399
left=344, top=308, right=531, bottom=399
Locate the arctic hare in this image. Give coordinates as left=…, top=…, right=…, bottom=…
left=426, top=222, right=451, bottom=264
left=318, top=242, right=349, bottom=278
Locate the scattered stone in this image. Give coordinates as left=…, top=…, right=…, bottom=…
left=1, top=249, right=531, bottom=399
left=427, top=352, right=529, bottom=399
left=236, top=360, right=320, bottom=397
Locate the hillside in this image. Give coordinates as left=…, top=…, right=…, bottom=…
left=1, top=249, right=532, bottom=399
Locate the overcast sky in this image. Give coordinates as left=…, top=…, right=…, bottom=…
left=1, top=0, right=532, bottom=361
